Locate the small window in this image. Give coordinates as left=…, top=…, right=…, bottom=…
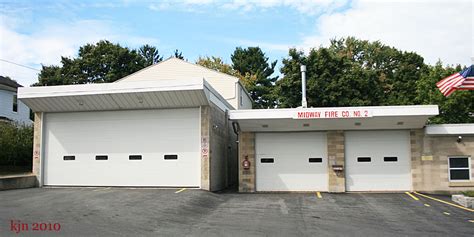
left=357, top=157, right=371, bottom=162
left=129, top=155, right=142, bottom=160
left=449, top=157, right=471, bottom=181
left=96, top=155, right=108, bottom=160
left=260, top=158, right=274, bottom=163
left=309, top=158, right=322, bottom=163
left=384, top=157, right=398, bottom=162
left=164, top=154, right=178, bottom=160
left=63, top=156, right=75, bottom=161
left=12, top=94, right=18, bottom=112
left=239, top=88, right=243, bottom=106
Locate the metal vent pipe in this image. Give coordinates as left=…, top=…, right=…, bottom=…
left=300, top=64, right=307, bottom=108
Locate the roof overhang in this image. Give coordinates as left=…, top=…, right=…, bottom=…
left=425, top=124, right=474, bottom=136
left=19, top=78, right=233, bottom=112
left=229, top=105, right=439, bottom=132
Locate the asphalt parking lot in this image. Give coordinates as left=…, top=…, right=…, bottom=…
left=0, top=188, right=473, bottom=236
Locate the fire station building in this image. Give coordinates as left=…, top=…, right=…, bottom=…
left=19, top=58, right=474, bottom=194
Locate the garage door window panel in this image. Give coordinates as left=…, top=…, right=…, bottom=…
left=309, top=158, right=322, bottom=163
left=164, top=154, right=178, bottom=160
left=449, top=157, right=471, bottom=181
left=129, top=155, right=142, bottom=160
left=384, top=157, right=398, bottom=162
left=357, top=157, right=371, bottom=162
left=63, top=156, right=75, bottom=161
left=96, top=155, right=108, bottom=160
left=260, top=158, right=274, bottom=163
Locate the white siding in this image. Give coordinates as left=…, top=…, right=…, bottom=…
left=0, top=89, right=32, bottom=125
left=117, top=58, right=250, bottom=110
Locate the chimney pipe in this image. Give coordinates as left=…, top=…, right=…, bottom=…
left=300, top=64, right=307, bottom=108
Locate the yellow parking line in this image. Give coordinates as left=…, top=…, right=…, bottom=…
left=414, top=192, right=474, bottom=212
left=316, top=192, right=322, bottom=199
left=405, top=192, right=419, bottom=201
left=443, top=212, right=450, bottom=215
left=469, top=220, right=474, bottom=223
left=175, top=188, right=187, bottom=194
left=424, top=204, right=431, bottom=207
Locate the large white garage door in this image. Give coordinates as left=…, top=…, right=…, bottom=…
left=345, top=130, right=411, bottom=191
left=256, top=132, right=328, bottom=191
left=43, top=108, right=201, bottom=187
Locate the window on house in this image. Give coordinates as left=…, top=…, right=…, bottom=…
left=449, top=157, right=471, bottom=181
left=12, top=94, right=18, bottom=112
left=240, top=88, right=243, bottom=106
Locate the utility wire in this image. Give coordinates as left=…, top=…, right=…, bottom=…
left=0, top=58, right=41, bottom=71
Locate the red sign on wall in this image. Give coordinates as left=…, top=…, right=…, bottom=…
left=293, top=109, right=372, bottom=119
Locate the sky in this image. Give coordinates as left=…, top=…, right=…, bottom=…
left=0, top=0, right=472, bottom=86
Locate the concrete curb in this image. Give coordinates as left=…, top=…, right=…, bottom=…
left=0, top=174, right=37, bottom=191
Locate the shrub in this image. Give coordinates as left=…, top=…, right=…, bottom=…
left=0, top=121, right=33, bottom=167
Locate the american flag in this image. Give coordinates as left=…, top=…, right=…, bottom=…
left=436, top=65, right=474, bottom=97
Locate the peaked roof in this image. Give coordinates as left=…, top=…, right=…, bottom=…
left=116, top=57, right=240, bottom=83
left=0, top=76, right=22, bottom=89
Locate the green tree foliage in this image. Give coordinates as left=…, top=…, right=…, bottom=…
left=173, top=49, right=184, bottom=60
left=276, top=37, right=473, bottom=123
left=195, top=56, right=258, bottom=91
left=416, top=62, right=474, bottom=124
left=231, top=47, right=278, bottom=108
left=0, top=122, right=33, bottom=168
left=196, top=56, right=238, bottom=75
left=139, top=44, right=163, bottom=66
left=277, top=37, right=426, bottom=107
left=35, top=40, right=146, bottom=86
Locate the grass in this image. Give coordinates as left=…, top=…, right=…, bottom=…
left=461, top=191, right=474, bottom=197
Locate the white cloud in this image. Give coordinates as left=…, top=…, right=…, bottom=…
left=300, top=0, right=473, bottom=66
left=149, top=0, right=348, bottom=15
left=0, top=18, right=159, bottom=86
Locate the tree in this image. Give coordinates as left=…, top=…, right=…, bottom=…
left=196, top=56, right=258, bottom=94
left=231, top=47, right=278, bottom=108
left=196, top=56, right=237, bottom=75
left=0, top=122, right=33, bottom=169
left=173, top=49, right=184, bottom=60
left=35, top=40, right=146, bottom=86
left=416, top=61, right=474, bottom=123
left=139, top=44, right=163, bottom=66
left=276, top=37, right=426, bottom=108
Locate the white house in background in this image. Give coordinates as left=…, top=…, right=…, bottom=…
left=0, top=76, right=32, bottom=125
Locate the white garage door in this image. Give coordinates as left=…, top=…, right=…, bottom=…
left=345, top=130, right=411, bottom=191
left=43, top=108, right=201, bottom=187
left=256, top=132, right=328, bottom=191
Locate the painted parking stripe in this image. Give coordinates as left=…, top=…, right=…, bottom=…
left=316, top=192, right=322, bottom=199
left=424, top=204, right=431, bottom=207
left=405, top=192, right=419, bottom=201
left=414, top=192, right=474, bottom=212
left=443, top=212, right=450, bottom=215
left=175, top=188, right=187, bottom=193
left=469, top=220, right=474, bottom=223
